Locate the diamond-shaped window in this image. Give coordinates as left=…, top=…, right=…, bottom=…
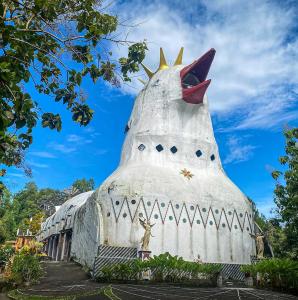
left=210, top=154, right=215, bottom=161
left=196, top=150, right=202, bottom=157
left=170, top=146, right=177, bottom=154
left=138, top=144, right=146, bottom=151
left=156, top=144, right=164, bottom=152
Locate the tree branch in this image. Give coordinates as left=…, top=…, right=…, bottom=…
left=10, top=37, right=69, bottom=70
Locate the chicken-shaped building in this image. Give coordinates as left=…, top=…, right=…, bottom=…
left=39, top=48, right=256, bottom=268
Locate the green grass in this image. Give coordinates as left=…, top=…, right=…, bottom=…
left=7, top=288, right=103, bottom=300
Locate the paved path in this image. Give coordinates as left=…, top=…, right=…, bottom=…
left=26, top=261, right=102, bottom=296
left=108, top=284, right=298, bottom=300
left=14, top=261, right=298, bottom=299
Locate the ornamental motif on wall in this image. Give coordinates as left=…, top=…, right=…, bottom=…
left=107, top=197, right=253, bottom=233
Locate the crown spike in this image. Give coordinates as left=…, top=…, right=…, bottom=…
left=141, top=63, right=154, bottom=79
left=158, top=48, right=169, bottom=71
left=174, top=47, right=184, bottom=66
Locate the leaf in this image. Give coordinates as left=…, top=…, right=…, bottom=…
left=41, top=113, right=62, bottom=131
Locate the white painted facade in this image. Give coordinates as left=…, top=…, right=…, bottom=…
left=38, top=57, right=256, bottom=268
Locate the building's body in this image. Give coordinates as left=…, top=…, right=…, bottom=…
left=38, top=48, right=256, bottom=268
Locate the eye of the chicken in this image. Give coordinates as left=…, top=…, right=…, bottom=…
left=182, top=72, right=200, bottom=89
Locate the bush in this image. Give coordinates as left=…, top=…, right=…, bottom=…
left=241, top=258, right=298, bottom=293
left=10, top=247, right=43, bottom=284
left=97, top=252, right=221, bottom=284
left=0, top=245, right=14, bottom=270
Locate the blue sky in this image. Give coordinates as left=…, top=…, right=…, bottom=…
left=5, top=0, right=298, bottom=217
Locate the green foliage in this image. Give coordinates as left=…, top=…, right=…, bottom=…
left=0, top=244, right=14, bottom=268
left=0, top=0, right=147, bottom=192
left=272, top=128, right=298, bottom=259
left=241, top=258, right=298, bottom=292
left=10, top=248, right=43, bottom=284
left=72, top=178, right=95, bottom=193
left=0, top=178, right=96, bottom=244
left=98, top=252, right=221, bottom=283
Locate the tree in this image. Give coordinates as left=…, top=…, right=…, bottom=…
left=72, top=177, right=95, bottom=193
left=21, top=211, right=44, bottom=235
left=0, top=0, right=147, bottom=192
left=272, top=128, right=298, bottom=259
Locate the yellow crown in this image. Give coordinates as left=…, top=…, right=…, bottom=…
left=141, top=47, right=184, bottom=80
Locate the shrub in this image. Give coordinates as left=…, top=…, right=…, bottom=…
left=0, top=245, right=14, bottom=270
left=241, top=258, right=298, bottom=293
left=10, top=247, right=43, bottom=284
left=97, top=252, right=221, bottom=284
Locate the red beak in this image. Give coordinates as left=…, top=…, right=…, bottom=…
left=180, top=48, right=216, bottom=104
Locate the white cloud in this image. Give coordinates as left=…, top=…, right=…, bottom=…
left=256, top=197, right=276, bottom=218
left=223, top=135, right=256, bottom=164
left=29, top=151, right=56, bottom=158
left=8, top=173, right=24, bottom=178
left=67, top=134, right=93, bottom=144
left=49, top=142, right=76, bottom=154
left=67, top=134, right=82, bottom=143
left=111, top=0, right=298, bottom=130
left=28, top=161, right=49, bottom=168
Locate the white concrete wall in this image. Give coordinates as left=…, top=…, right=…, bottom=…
left=91, top=65, right=255, bottom=265
left=38, top=63, right=256, bottom=268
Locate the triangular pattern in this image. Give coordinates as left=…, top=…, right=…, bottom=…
left=206, top=208, right=217, bottom=228
left=137, top=197, right=149, bottom=220
left=171, top=200, right=184, bottom=224
left=111, top=196, right=127, bottom=221
left=149, top=199, right=162, bottom=223
left=180, top=204, right=190, bottom=226
left=159, top=200, right=171, bottom=223
left=108, top=197, right=253, bottom=232
left=144, top=198, right=155, bottom=220
left=243, top=212, right=252, bottom=233
left=231, top=211, right=242, bottom=232
left=225, top=208, right=234, bottom=229
left=212, top=207, right=222, bottom=227
left=185, top=203, right=197, bottom=225
left=218, top=209, right=229, bottom=230
left=199, top=206, right=209, bottom=227
left=237, top=210, right=245, bottom=229
left=127, top=197, right=140, bottom=221
left=192, top=206, right=203, bottom=226
left=165, top=203, right=176, bottom=224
